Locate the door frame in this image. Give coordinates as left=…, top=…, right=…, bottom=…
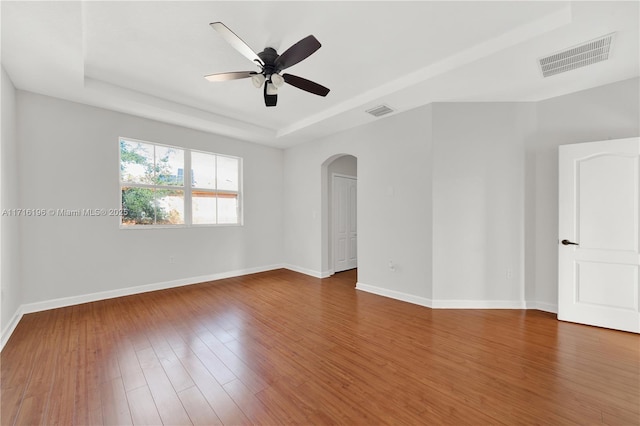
left=332, top=173, right=357, bottom=273
left=320, top=154, right=358, bottom=277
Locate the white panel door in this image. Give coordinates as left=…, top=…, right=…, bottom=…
left=559, top=137, right=640, bottom=333
left=333, top=175, right=357, bottom=272
left=347, top=179, right=357, bottom=268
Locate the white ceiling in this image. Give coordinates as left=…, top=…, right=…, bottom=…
left=2, top=1, right=638, bottom=148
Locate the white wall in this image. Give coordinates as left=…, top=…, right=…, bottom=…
left=284, top=105, right=433, bottom=299
left=284, top=79, right=638, bottom=311
left=530, top=77, right=640, bottom=310
left=284, top=102, right=534, bottom=307
left=327, top=155, right=357, bottom=178
left=17, top=92, right=284, bottom=305
left=1, top=66, right=22, bottom=337
left=431, top=103, right=535, bottom=306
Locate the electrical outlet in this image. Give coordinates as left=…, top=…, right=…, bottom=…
left=169, top=256, right=176, bottom=264
left=506, top=268, right=513, bottom=279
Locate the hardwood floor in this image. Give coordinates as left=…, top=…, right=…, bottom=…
left=2, top=269, right=639, bottom=425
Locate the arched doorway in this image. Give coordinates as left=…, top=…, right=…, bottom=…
left=321, top=154, right=358, bottom=276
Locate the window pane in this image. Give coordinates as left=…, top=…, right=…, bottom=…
left=120, top=139, right=241, bottom=228
left=192, top=151, right=216, bottom=189
left=218, top=195, right=238, bottom=224
left=217, top=156, right=239, bottom=191
left=192, top=191, right=217, bottom=224
left=121, top=187, right=156, bottom=225
left=120, top=140, right=154, bottom=184
left=155, top=146, right=184, bottom=186
left=156, top=189, right=184, bottom=224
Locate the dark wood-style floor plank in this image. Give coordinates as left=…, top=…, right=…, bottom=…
left=73, top=307, right=104, bottom=425
left=2, top=268, right=639, bottom=425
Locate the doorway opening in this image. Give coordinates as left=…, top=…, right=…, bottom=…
left=321, top=154, right=357, bottom=277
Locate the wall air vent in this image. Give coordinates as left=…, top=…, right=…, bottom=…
left=539, top=33, right=615, bottom=78
left=366, top=104, right=395, bottom=117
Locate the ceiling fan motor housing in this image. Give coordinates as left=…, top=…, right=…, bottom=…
left=257, top=48, right=279, bottom=106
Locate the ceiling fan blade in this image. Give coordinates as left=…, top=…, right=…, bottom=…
left=283, top=73, right=330, bottom=97
left=275, top=35, right=321, bottom=71
left=210, top=22, right=262, bottom=64
left=204, top=71, right=255, bottom=82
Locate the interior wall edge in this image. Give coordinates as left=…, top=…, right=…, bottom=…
left=431, top=299, right=527, bottom=309
left=356, top=282, right=434, bottom=308
left=525, top=300, right=558, bottom=314
left=283, top=264, right=330, bottom=279
left=0, top=305, right=23, bottom=352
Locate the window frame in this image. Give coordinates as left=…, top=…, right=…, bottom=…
left=119, top=137, right=243, bottom=229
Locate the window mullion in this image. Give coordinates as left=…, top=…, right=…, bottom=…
left=184, top=150, right=192, bottom=226
left=215, top=155, right=219, bottom=225
left=237, top=158, right=242, bottom=225
left=153, top=146, right=158, bottom=225
left=120, top=182, right=158, bottom=189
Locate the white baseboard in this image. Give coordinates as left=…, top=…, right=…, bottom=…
left=283, top=264, right=326, bottom=279
left=1, top=308, right=24, bottom=351
left=321, top=269, right=335, bottom=278
left=1, top=264, right=283, bottom=352
left=356, top=282, right=433, bottom=308
left=432, top=299, right=526, bottom=309
left=526, top=301, right=558, bottom=314
left=356, top=282, right=528, bottom=310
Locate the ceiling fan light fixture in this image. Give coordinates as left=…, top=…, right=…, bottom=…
left=266, top=82, right=278, bottom=95
left=251, top=73, right=266, bottom=88
left=271, top=73, right=285, bottom=88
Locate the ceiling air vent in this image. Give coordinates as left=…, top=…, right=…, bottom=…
left=366, top=104, right=394, bottom=118
left=539, top=33, right=615, bottom=78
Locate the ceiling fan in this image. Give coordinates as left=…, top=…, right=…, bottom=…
left=205, top=22, right=330, bottom=107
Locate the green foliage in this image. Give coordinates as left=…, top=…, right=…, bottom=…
left=119, top=140, right=147, bottom=170
left=120, top=141, right=179, bottom=224
left=122, top=188, right=169, bottom=225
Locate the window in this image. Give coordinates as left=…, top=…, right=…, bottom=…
left=191, top=150, right=240, bottom=225
left=119, top=138, right=241, bottom=227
